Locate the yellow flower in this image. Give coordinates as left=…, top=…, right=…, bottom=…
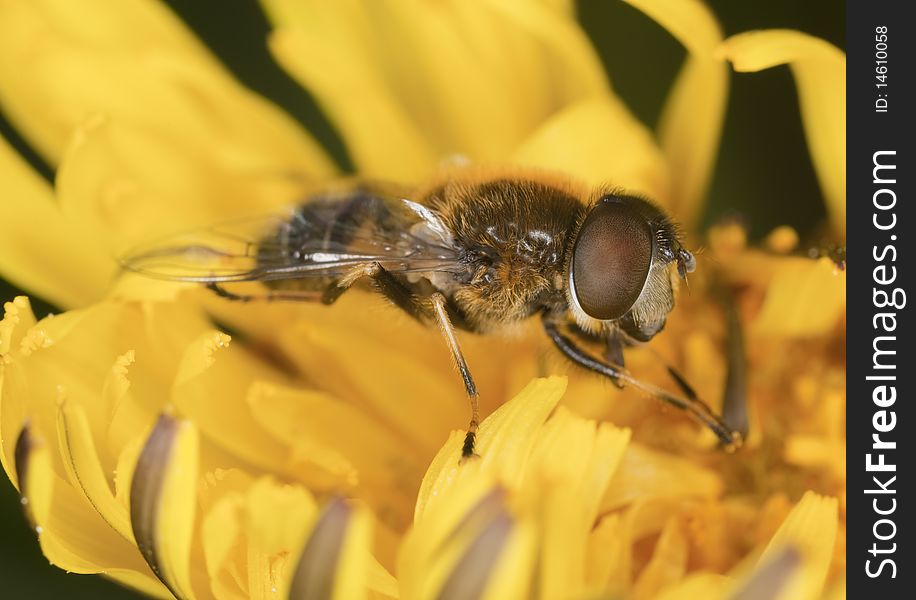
left=0, top=1, right=845, bottom=600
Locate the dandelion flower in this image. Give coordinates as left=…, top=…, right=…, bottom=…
left=1, top=1, right=845, bottom=599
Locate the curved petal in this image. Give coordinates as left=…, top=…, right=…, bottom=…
left=0, top=136, right=113, bottom=307
left=416, top=376, right=568, bottom=521
left=56, top=400, right=134, bottom=542
left=13, top=424, right=167, bottom=594
left=263, top=0, right=608, bottom=173
left=631, top=517, right=688, bottom=598
left=291, top=498, right=373, bottom=600
left=400, top=484, right=534, bottom=600
left=245, top=478, right=318, bottom=600
left=268, top=26, right=437, bottom=181
left=171, top=331, right=290, bottom=475
left=0, top=0, right=334, bottom=176
left=512, top=96, right=670, bottom=200
left=719, top=30, right=846, bottom=238
left=0, top=298, right=36, bottom=481
left=55, top=112, right=320, bottom=259
left=529, top=409, right=630, bottom=598
left=654, top=573, right=730, bottom=599
left=248, top=382, right=421, bottom=529
left=600, top=444, right=723, bottom=512
left=732, top=492, right=838, bottom=600
left=624, top=0, right=728, bottom=227
left=751, top=257, right=846, bottom=337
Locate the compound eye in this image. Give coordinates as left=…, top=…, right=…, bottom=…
left=571, top=197, right=654, bottom=320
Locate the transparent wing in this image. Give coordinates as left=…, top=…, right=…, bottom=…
left=119, top=194, right=463, bottom=283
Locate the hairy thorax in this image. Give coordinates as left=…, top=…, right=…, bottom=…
left=418, top=168, right=588, bottom=333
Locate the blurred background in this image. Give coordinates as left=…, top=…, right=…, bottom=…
left=0, top=1, right=842, bottom=597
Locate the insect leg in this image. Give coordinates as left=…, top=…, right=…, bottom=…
left=429, top=293, right=480, bottom=459
left=350, top=264, right=481, bottom=457
left=565, top=323, right=626, bottom=389
left=541, top=314, right=743, bottom=450
left=344, top=262, right=428, bottom=320
left=319, top=260, right=423, bottom=311
left=206, top=283, right=322, bottom=303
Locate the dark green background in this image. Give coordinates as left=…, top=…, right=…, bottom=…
left=0, top=1, right=843, bottom=598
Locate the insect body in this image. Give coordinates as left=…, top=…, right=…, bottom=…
left=122, top=167, right=743, bottom=456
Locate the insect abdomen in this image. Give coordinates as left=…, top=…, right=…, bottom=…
left=256, top=187, right=415, bottom=294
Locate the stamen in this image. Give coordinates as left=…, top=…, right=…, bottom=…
left=437, top=502, right=513, bottom=600
left=289, top=498, right=352, bottom=600
left=130, top=413, right=198, bottom=600
left=721, top=301, right=750, bottom=439
left=728, top=546, right=801, bottom=600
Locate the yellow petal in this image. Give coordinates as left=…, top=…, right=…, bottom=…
left=654, top=573, right=730, bottom=600
left=244, top=479, right=318, bottom=600
left=56, top=400, right=134, bottom=542
left=7, top=305, right=127, bottom=472
left=729, top=547, right=801, bottom=600
left=15, top=423, right=54, bottom=524
left=401, top=485, right=531, bottom=600
left=601, top=443, right=723, bottom=512
left=512, top=96, right=670, bottom=199
left=264, top=0, right=608, bottom=175
left=268, top=25, right=436, bottom=181
left=416, top=376, right=567, bottom=521
left=0, top=298, right=36, bottom=481
left=203, top=290, right=518, bottom=422
left=735, top=492, right=838, bottom=600
left=3, top=301, right=210, bottom=485
left=0, top=136, right=113, bottom=307
left=529, top=409, right=630, bottom=520
left=330, top=501, right=374, bottom=600
left=821, top=575, right=846, bottom=600
left=751, top=257, right=846, bottom=337
left=15, top=424, right=167, bottom=594
left=287, top=498, right=373, bottom=600
left=0, top=0, right=334, bottom=174
left=540, top=0, right=575, bottom=14
left=475, top=519, right=537, bottom=600
left=201, top=495, right=245, bottom=599
left=479, top=0, right=610, bottom=104
left=784, top=436, right=845, bottom=481
left=55, top=111, right=319, bottom=259
left=198, top=468, right=255, bottom=599
left=719, top=31, right=846, bottom=238
left=0, top=297, right=37, bottom=355
left=130, top=414, right=200, bottom=599
left=443, top=510, right=533, bottom=600
left=248, top=382, right=420, bottom=527
left=105, top=571, right=175, bottom=600
left=528, top=409, right=630, bottom=598
left=172, top=330, right=290, bottom=474
left=101, top=350, right=145, bottom=462
left=586, top=513, right=626, bottom=592
left=632, top=517, right=688, bottom=599
left=270, top=307, right=466, bottom=454
left=245, top=478, right=317, bottom=559
left=624, top=0, right=728, bottom=227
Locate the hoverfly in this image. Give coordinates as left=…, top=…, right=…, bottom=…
left=121, top=167, right=744, bottom=457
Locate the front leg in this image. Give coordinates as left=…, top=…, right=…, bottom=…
left=541, top=313, right=742, bottom=450
left=567, top=320, right=712, bottom=422
left=566, top=322, right=627, bottom=389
